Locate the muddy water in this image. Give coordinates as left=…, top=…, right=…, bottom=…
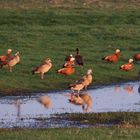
left=0, top=82, right=140, bottom=128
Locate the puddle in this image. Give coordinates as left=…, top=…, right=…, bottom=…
left=0, top=81, right=140, bottom=128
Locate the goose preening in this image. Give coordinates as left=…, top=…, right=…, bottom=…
left=75, top=48, right=84, bottom=66
left=69, top=69, right=92, bottom=93
left=0, top=49, right=13, bottom=68
left=7, top=51, right=20, bottom=72
left=68, top=92, right=92, bottom=112
left=102, top=49, right=120, bottom=62
left=120, top=59, right=134, bottom=71
left=32, top=58, right=52, bottom=80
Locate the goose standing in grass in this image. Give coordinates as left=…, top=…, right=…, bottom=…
left=75, top=48, right=84, bottom=66
left=69, top=69, right=92, bottom=93
left=57, top=56, right=75, bottom=76
left=0, top=49, right=13, bottom=68
left=32, top=58, right=52, bottom=80
left=57, top=64, right=75, bottom=76
left=7, top=51, right=20, bottom=72
left=134, top=53, right=140, bottom=61
left=63, top=54, right=75, bottom=68
left=68, top=92, right=92, bottom=112
left=102, top=49, right=120, bottom=62
left=120, top=59, right=134, bottom=71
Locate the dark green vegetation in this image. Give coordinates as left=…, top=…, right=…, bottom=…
left=1, top=112, right=140, bottom=139
left=58, top=112, right=140, bottom=126
left=0, top=127, right=140, bottom=140
left=0, top=0, right=140, bottom=95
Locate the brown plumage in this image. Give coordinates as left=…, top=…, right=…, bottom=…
left=102, top=49, right=120, bottom=62
left=120, top=59, right=134, bottom=71
left=68, top=93, right=92, bottom=112
left=32, top=58, right=52, bottom=80
left=75, top=48, right=84, bottom=66
left=134, top=53, right=140, bottom=61
left=57, top=66, right=75, bottom=76
left=7, top=51, right=20, bottom=72
left=0, top=49, right=13, bottom=68
left=63, top=56, right=75, bottom=68
left=69, top=69, right=92, bottom=93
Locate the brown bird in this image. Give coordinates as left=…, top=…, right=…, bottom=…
left=7, top=51, right=20, bottom=72
left=68, top=92, right=92, bottom=112
left=57, top=66, right=75, bottom=76
left=75, top=48, right=84, bottom=66
left=63, top=56, right=75, bottom=68
left=32, top=58, right=52, bottom=80
left=120, top=59, right=134, bottom=71
left=69, top=69, right=92, bottom=93
left=0, top=49, right=13, bottom=68
left=102, top=49, right=120, bottom=62
left=134, top=53, right=140, bottom=61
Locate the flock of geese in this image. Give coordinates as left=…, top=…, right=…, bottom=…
left=0, top=48, right=140, bottom=111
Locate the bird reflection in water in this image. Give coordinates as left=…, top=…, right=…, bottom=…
left=14, top=99, right=21, bottom=119
left=114, top=85, right=134, bottom=94
left=123, top=85, right=134, bottom=94
left=68, top=92, right=92, bottom=112
left=37, top=96, right=52, bottom=109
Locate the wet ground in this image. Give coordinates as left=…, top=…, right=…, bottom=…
left=0, top=81, right=140, bottom=128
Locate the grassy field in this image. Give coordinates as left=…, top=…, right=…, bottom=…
left=1, top=112, right=140, bottom=139
left=0, top=1, right=140, bottom=139
left=0, top=0, right=139, bottom=95
left=0, top=127, right=140, bottom=140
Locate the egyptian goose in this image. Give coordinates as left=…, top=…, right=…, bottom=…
left=32, top=58, right=52, bottom=80
left=7, top=51, right=20, bottom=72
left=134, top=53, right=140, bottom=61
left=0, top=49, right=13, bottom=68
left=68, top=93, right=92, bottom=112
left=102, top=49, right=120, bottom=62
left=69, top=69, right=92, bottom=93
left=70, top=83, right=85, bottom=94
left=82, top=69, right=92, bottom=90
left=120, top=59, right=134, bottom=71
left=75, top=48, right=84, bottom=66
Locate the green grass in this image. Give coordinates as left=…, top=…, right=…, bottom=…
left=58, top=112, right=140, bottom=126
left=0, top=1, right=140, bottom=95
left=0, top=127, right=140, bottom=140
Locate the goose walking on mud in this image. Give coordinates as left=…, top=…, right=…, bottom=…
left=32, top=58, right=52, bottom=80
